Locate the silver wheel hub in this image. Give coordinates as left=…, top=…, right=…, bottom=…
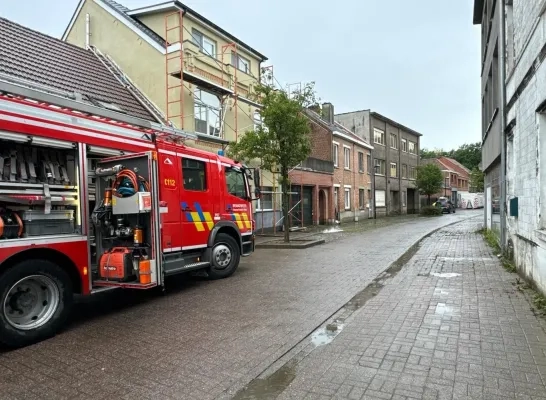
left=212, top=244, right=232, bottom=270
left=3, top=275, right=60, bottom=330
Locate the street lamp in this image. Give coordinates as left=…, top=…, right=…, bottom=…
left=373, top=164, right=380, bottom=219
left=444, top=176, right=449, bottom=197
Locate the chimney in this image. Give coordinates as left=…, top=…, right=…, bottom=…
left=322, top=102, right=334, bottom=124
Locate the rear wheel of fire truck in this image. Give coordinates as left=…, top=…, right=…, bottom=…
left=0, top=260, right=73, bottom=348
left=207, top=233, right=240, bottom=279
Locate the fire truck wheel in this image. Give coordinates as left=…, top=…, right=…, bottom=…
left=208, top=233, right=240, bottom=279
left=0, top=259, right=73, bottom=348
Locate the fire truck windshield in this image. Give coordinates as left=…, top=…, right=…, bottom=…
left=225, top=166, right=249, bottom=200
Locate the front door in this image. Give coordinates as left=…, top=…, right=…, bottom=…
left=179, top=153, right=214, bottom=250
left=290, top=185, right=313, bottom=227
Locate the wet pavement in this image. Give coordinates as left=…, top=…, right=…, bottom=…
left=235, top=219, right=546, bottom=400
left=0, top=210, right=486, bottom=399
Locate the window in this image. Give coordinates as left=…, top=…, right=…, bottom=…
left=402, top=164, right=408, bottom=179
left=374, top=159, right=386, bottom=175
left=257, top=186, right=273, bottom=210
left=191, top=29, right=216, bottom=58
left=373, top=128, right=385, bottom=145
left=367, top=154, right=371, bottom=173
left=409, top=166, right=416, bottom=180
left=334, top=187, right=339, bottom=210
left=375, top=190, right=386, bottom=207
left=333, top=143, right=339, bottom=167
left=358, top=152, right=364, bottom=173
left=344, top=146, right=351, bottom=169
left=359, top=189, right=365, bottom=209
left=408, top=141, right=416, bottom=154
left=253, top=110, right=263, bottom=131
left=183, top=158, right=207, bottom=191
left=231, top=52, right=251, bottom=74
left=401, top=138, right=407, bottom=152
left=344, top=187, right=351, bottom=210
left=225, top=167, right=247, bottom=199
left=402, top=191, right=407, bottom=207
left=390, top=162, right=397, bottom=178
left=390, top=133, right=398, bottom=149
left=194, top=88, right=221, bottom=137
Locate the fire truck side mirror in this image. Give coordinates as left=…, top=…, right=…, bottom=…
left=254, top=187, right=261, bottom=198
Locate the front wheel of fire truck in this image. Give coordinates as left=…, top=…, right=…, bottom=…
left=0, top=259, right=73, bottom=348
left=207, top=233, right=241, bottom=280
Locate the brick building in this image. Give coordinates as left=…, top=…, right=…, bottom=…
left=332, top=122, right=373, bottom=222
left=473, top=0, right=546, bottom=294
left=335, top=110, right=421, bottom=216
left=421, top=157, right=470, bottom=206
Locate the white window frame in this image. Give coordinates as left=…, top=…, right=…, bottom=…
left=401, top=138, right=407, bottom=152
left=333, top=142, right=339, bottom=167
left=390, top=162, right=397, bottom=178
left=408, top=141, right=416, bottom=154
left=194, top=88, right=221, bottom=137
left=343, top=145, right=351, bottom=170
left=375, top=190, right=386, bottom=207
left=232, top=52, right=251, bottom=74
left=358, top=152, right=364, bottom=173
left=374, top=128, right=385, bottom=145
left=390, top=133, right=398, bottom=149
left=344, top=186, right=351, bottom=210
left=256, top=186, right=274, bottom=211
left=192, top=29, right=217, bottom=58
left=374, top=159, right=386, bottom=175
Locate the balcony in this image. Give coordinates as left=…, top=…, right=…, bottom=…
left=167, top=40, right=261, bottom=108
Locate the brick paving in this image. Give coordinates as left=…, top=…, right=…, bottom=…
left=0, top=211, right=480, bottom=399
left=250, top=219, right=546, bottom=400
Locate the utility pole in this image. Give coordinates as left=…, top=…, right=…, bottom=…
left=499, top=0, right=507, bottom=250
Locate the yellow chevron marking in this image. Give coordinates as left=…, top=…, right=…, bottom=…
left=190, top=212, right=205, bottom=231
left=202, top=212, right=214, bottom=230
left=241, top=213, right=252, bottom=229
left=233, top=213, right=244, bottom=229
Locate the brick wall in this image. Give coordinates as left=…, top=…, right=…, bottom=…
left=309, top=119, right=333, bottom=161
left=332, top=135, right=372, bottom=222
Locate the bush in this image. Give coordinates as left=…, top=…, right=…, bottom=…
left=421, top=205, right=442, bottom=216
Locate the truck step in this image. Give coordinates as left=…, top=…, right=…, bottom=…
left=164, top=261, right=210, bottom=276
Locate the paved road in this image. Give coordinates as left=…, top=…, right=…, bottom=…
left=240, top=219, right=546, bottom=400
left=0, top=210, right=481, bottom=399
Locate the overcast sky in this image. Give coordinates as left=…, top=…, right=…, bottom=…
left=2, top=0, right=481, bottom=151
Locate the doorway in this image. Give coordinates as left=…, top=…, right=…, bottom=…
left=319, top=189, right=327, bottom=225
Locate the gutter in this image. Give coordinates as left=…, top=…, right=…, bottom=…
left=499, top=0, right=507, bottom=248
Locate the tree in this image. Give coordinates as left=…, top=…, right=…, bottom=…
left=227, top=79, right=318, bottom=243
left=415, top=163, right=444, bottom=205
left=420, top=142, right=482, bottom=171
left=469, top=167, right=485, bottom=192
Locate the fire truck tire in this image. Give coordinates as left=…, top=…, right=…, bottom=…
left=0, top=259, right=73, bottom=348
left=208, top=233, right=240, bottom=279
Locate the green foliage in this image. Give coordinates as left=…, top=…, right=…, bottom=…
left=415, top=163, right=444, bottom=203
left=420, top=205, right=442, bottom=216
left=478, top=228, right=517, bottom=273
left=420, top=142, right=482, bottom=171
left=227, top=80, right=319, bottom=242
left=469, top=167, right=485, bottom=192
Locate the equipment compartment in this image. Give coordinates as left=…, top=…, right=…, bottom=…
left=0, top=137, right=80, bottom=239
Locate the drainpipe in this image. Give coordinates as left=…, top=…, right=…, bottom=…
left=85, top=14, right=90, bottom=49
left=499, top=0, right=507, bottom=249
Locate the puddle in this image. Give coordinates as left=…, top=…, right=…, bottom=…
left=231, top=360, right=297, bottom=400
left=232, top=230, right=439, bottom=400
left=431, top=272, right=461, bottom=278
left=435, top=302, right=454, bottom=315
left=322, top=226, right=343, bottom=233
left=311, top=323, right=345, bottom=347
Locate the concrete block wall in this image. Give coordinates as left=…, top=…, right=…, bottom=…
left=505, top=0, right=546, bottom=294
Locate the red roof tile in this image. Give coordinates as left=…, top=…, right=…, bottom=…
left=437, top=157, right=470, bottom=178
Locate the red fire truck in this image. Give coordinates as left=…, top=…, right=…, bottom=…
left=0, top=80, right=256, bottom=347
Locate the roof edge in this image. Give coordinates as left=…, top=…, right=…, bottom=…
left=61, top=0, right=85, bottom=41
left=127, top=0, right=268, bottom=61
left=370, top=111, right=423, bottom=137
left=473, top=0, right=485, bottom=24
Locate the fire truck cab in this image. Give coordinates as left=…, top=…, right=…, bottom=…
left=0, top=80, right=255, bottom=347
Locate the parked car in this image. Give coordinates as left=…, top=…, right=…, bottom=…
left=434, top=197, right=456, bottom=214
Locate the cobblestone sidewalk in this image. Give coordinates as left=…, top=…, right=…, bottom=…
left=241, top=220, right=546, bottom=400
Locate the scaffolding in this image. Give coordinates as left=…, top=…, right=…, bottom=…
left=163, top=15, right=309, bottom=235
